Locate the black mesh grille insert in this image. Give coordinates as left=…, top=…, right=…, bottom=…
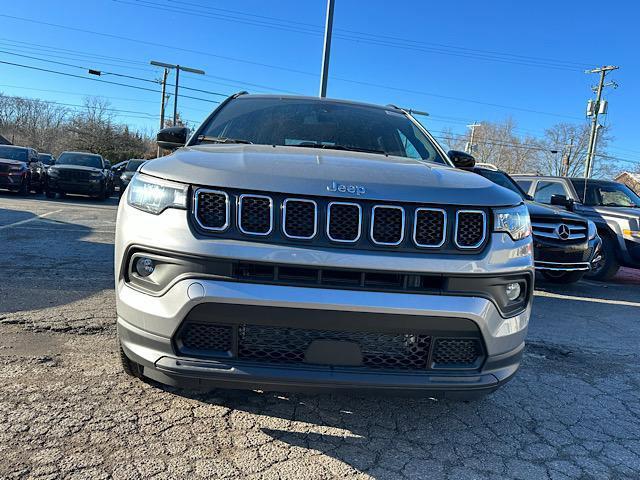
left=238, top=325, right=431, bottom=370
left=196, top=190, right=228, bottom=230
left=175, top=322, right=484, bottom=371
left=372, top=206, right=404, bottom=245
left=432, top=339, right=481, bottom=367
left=177, top=323, right=233, bottom=355
left=239, top=195, right=272, bottom=234
left=283, top=200, right=316, bottom=238
left=414, top=209, right=446, bottom=246
left=456, top=211, right=485, bottom=248
left=328, top=203, right=361, bottom=242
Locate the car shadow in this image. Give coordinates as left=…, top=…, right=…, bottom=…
left=0, top=207, right=114, bottom=314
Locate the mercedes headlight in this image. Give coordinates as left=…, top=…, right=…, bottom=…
left=494, top=204, right=531, bottom=241
left=47, top=168, right=59, bottom=177
left=587, top=220, right=598, bottom=240
left=127, top=173, right=188, bottom=214
left=9, top=165, right=24, bottom=172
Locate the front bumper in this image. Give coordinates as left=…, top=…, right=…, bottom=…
left=47, top=178, right=103, bottom=195
left=533, top=235, right=601, bottom=272
left=0, top=173, right=24, bottom=190
left=117, top=277, right=530, bottom=395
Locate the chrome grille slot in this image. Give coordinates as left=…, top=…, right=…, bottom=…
left=455, top=210, right=486, bottom=249
left=283, top=199, right=317, bottom=239
left=327, top=202, right=362, bottom=242
left=371, top=205, right=404, bottom=246
left=531, top=221, right=587, bottom=241
left=194, top=189, right=229, bottom=231
left=413, top=208, right=446, bottom=247
left=238, top=194, right=272, bottom=235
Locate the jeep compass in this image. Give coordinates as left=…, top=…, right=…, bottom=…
left=116, top=94, right=533, bottom=398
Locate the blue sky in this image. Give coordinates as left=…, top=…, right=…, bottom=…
left=0, top=0, right=637, bottom=169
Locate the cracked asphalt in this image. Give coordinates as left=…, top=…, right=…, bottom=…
left=1, top=193, right=639, bottom=479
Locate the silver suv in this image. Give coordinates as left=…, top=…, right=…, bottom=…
left=115, top=94, right=533, bottom=399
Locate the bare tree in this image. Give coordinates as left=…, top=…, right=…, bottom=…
left=533, top=122, right=613, bottom=178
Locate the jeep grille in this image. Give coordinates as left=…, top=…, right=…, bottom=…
left=193, top=188, right=488, bottom=252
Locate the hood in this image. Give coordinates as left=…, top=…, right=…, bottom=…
left=588, top=205, right=640, bottom=222
left=51, top=164, right=103, bottom=173
left=526, top=201, right=587, bottom=223
left=0, top=158, right=27, bottom=167
left=142, top=145, right=522, bottom=207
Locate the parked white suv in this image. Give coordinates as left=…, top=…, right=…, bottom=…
left=116, top=94, right=533, bottom=399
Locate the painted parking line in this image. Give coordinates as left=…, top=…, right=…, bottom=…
left=0, top=209, right=63, bottom=230
left=534, top=290, right=640, bottom=308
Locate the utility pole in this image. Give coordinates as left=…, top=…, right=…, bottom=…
left=156, top=68, right=169, bottom=157
left=150, top=61, right=205, bottom=126
left=466, top=123, right=481, bottom=154
left=319, top=0, right=335, bottom=97
left=584, top=65, right=618, bottom=178
left=158, top=68, right=168, bottom=130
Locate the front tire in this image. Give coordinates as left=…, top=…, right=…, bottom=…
left=541, top=270, right=585, bottom=284
left=119, top=345, right=143, bottom=379
left=17, top=177, right=30, bottom=196
left=585, top=235, right=619, bottom=281
left=45, top=189, right=56, bottom=199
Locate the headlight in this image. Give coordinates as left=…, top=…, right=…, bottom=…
left=587, top=220, right=597, bottom=240
left=48, top=169, right=59, bottom=177
left=494, top=204, right=531, bottom=241
left=127, top=173, right=188, bottom=215
left=90, top=172, right=103, bottom=178
left=9, top=165, right=24, bottom=172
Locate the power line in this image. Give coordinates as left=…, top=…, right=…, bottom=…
left=124, top=0, right=591, bottom=71
left=0, top=38, right=300, bottom=94
left=0, top=49, right=228, bottom=98
left=0, top=14, right=593, bottom=119
left=167, top=0, right=592, bottom=69
left=0, top=59, right=220, bottom=104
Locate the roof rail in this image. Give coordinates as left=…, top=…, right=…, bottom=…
left=386, top=104, right=429, bottom=117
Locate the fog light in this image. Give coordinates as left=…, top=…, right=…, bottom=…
left=505, top=282, right=521, bottom=301
left=135, top=257, right=155, bottom=277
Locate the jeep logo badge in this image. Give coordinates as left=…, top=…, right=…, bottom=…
left=327, top=181, right=366, bottom=196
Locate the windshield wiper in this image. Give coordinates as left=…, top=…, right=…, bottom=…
left=196, top=135, right=252, bottom=144
left=294, top=143, right=387, bottom=156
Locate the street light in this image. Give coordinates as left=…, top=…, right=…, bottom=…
left=150, top=61, right=205, bottom=126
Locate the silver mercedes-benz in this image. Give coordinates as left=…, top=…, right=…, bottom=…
left=115, top=93, right=533, bottom=399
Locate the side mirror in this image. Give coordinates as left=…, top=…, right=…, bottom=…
left=104, top=160, right=112, bottom=169
left=448, top=150, right=476, bottom=169
left=550, top=194, right=574, bottom=211
left=157, top=127, right=189, bottom=150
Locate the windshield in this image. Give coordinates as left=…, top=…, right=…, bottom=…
left=125, top=160, right=145, bottom=172
left=197, top=97, right=447, bottom=164
left=0, top=146, right=28, bottom=162
left=57, top=153, right=103, bottom=169
left=475, top=169, right=526, bottom=200
left=570, top=179, right=640, bottom=207
left=39, top=154, right=54, bottom=165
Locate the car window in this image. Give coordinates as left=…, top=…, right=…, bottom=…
left=198, top=97, right=447, bottom=164
left=534, top=181, right=568, bottom=204
left=475, top=170, right=526, bottom=199
left=570, top=179, right=640, bottom=207
left=125, top=160, right=145, bottom=171
left=0, top=146, right=28, bottom=161
left=57, top=153, right=103, bottom=169
left=514, top=179, right=532, bottom=193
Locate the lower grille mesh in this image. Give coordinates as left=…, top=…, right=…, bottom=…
left=432, top=339, right=481, bottom=367
left=175, top=322, right=484, bottom=371
left=238, top=325, right=431, bottom=370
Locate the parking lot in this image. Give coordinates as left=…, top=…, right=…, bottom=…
left=1, top=194, right=639, bottom=480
